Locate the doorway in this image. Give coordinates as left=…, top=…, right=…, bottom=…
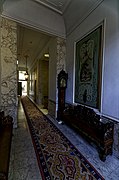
left=18, top=71, right=28, bottom=95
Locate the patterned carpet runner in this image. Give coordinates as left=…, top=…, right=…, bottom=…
left=21, top=96, right=104, bottom=180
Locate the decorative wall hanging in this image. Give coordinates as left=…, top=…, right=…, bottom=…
left=75, top=25, right=103, bottom=108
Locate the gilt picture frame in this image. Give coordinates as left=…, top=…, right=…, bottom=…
left=75, top=25, right=103, bottom=109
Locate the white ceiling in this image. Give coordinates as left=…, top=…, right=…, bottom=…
left=17, top=25, right=51, bottom=69
left=32, top=0, right=103, bottom=35
left=16, top=0, right=72, bottom=70
left=2, top=0, right=103, bottom=71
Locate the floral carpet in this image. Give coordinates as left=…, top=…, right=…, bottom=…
left=21, top=96, right=104, bottom=180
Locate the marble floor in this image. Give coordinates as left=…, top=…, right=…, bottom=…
left=8, top=98, right=42, bottom=180
left=8, top=98, right=119, bottom=180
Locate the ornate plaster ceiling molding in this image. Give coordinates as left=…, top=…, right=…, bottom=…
left=32, top=0, right=71, bottom=14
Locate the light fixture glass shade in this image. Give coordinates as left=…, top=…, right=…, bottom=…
left=24, top=54, right=29, bottom=80
left=44, top=54, right=49, bottom=57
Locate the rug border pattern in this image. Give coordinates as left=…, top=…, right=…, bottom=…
left=21, top=96, right=105, bottom=180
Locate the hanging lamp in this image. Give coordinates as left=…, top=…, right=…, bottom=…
left=24, top=55, right=29, bottom=80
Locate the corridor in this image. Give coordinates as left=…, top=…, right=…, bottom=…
left=8, top=97, right=119, bottom=180
left=8, top=98, right=42, bottom=180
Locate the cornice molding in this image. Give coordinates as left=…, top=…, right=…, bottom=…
left=32, top=0, right=62, bottom=14
left=67, top=0, right=104, bottom=36
left=32, top=0, right=71, bottom=15
left=1, top=13, right=66, bottom=39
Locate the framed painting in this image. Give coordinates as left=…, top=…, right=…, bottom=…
left=75, top=25, right=103, bottom=109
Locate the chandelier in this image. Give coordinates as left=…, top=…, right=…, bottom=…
left=24, top=55, right=29, bottom=80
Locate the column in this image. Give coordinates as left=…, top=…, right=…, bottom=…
left=0, top=17, right=18, bottom=128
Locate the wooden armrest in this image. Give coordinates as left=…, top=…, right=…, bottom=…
left=0, top=172, right=6, bottom=180
left=0, top=111, right=4, bottom=119
left=2, top=115, right=13, bottom=125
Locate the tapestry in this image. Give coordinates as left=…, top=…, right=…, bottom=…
left=21, top=96, right=104, bottom=180
left=75, top=25, right=102, bottom=108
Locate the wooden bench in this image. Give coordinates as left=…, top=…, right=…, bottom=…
left=0, top=111, right=13, bottom=180
left=62, top=105, right=114, bottom=161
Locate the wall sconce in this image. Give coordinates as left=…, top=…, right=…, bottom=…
left=24, top=55, right=29, bottom=81
left=44, top=53, right=49, bottom=57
